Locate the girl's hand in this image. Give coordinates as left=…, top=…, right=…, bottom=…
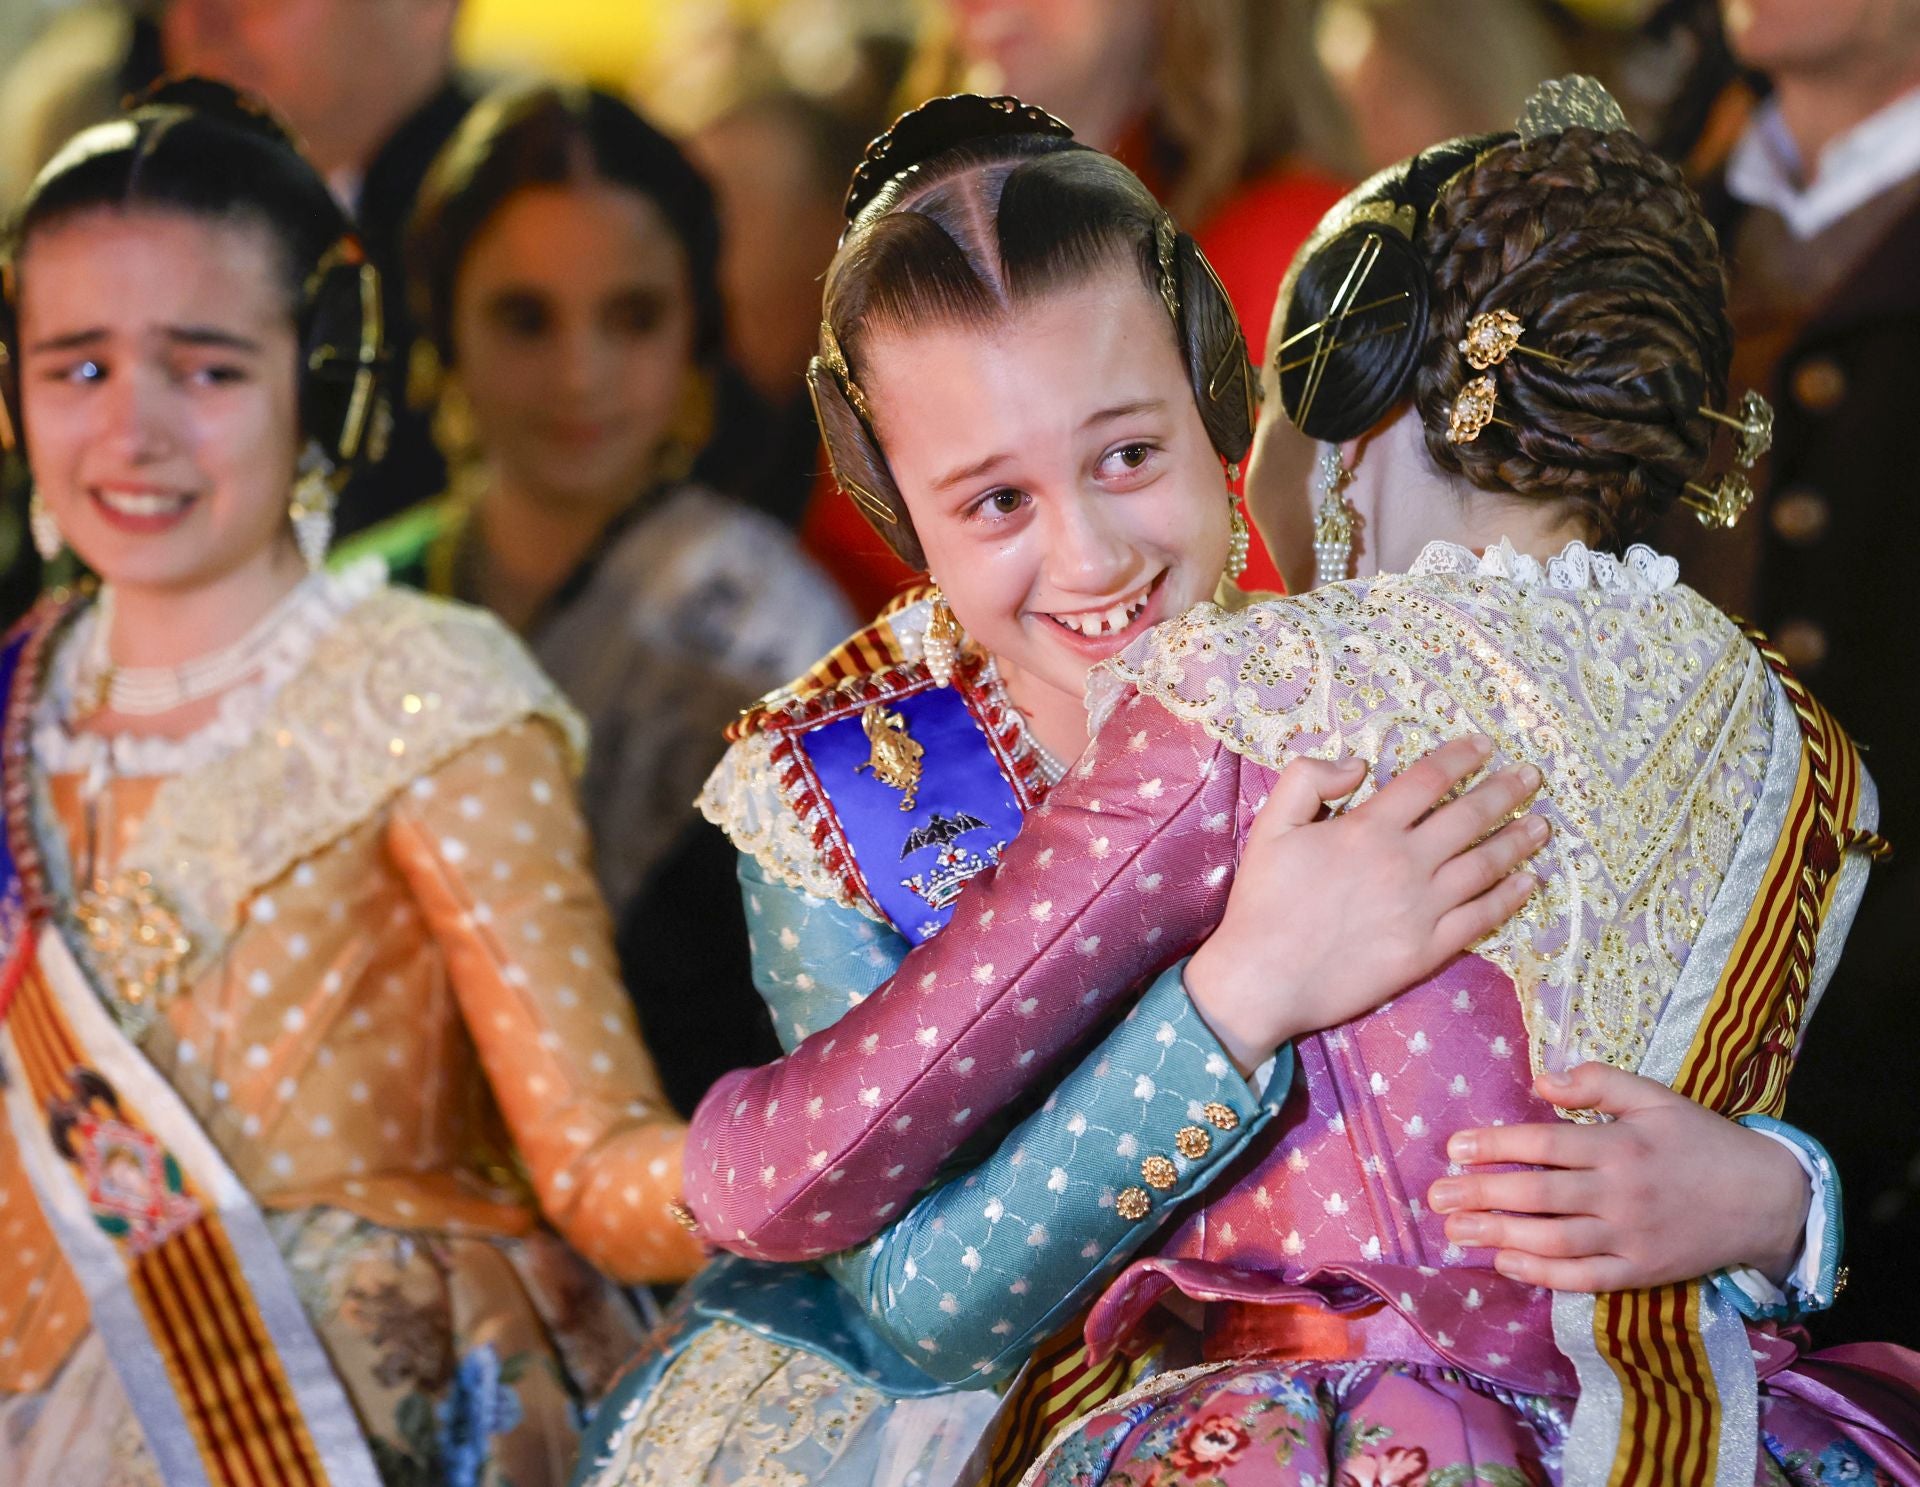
left=1430, top=1061, right=1812, bottom=1291
left=1186, top=736, right=1548, bottom=1075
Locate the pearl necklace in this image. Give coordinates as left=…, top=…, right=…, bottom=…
left=74, top=577, right=323, bottom=718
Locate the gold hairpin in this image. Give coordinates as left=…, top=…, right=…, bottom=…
left=1155, top=214, right=1181, bottom=328
left=818, top=320, right=872, bottom=424
left=1273, top=319, right=1411, bottom=376
left=1697, top=389, right=1773, bottom=468
left=1681, top=471, right=1754, bottom=530
left=1274, top=291, right=1412, bottom=356
left=1446, top=374, right=1512, bottom=444
left=1194, top=248, right=1260, bottom=429
left=1296, top=234, right=1385, bottom=427
left=1458, top=309, right=1581, bottom=372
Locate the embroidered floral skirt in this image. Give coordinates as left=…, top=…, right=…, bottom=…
left=0, top=1206, right=646, bottom=1487
left=1020, top=1355, right=1920, bottom=1486
left=572, top=1316, right=1004, bottom=1487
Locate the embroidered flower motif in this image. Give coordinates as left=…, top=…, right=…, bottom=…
left=436, top=1343, right=525, bottom=1487
left=1167, top=1414, right=1253, bottom=1476
left=1340, top=1444, right=1430, bottom=1487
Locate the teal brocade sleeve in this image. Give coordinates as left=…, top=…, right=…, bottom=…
left=736, top=855, right=1285, bottom=1384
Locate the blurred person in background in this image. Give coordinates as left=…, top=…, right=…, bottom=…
left=340, top=80, right=853, bottom=1115
left=689, top=89, right=873, bottom=532
left=1648, top=0, right=1920, bottom=1349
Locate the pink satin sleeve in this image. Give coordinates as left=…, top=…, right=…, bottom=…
left=684, top=690, right=1253, bottom=1259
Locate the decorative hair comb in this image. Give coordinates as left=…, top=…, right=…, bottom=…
left=841, top=94, right=1073, bottom=231
left=1682, top=390, right=1773, bottom=529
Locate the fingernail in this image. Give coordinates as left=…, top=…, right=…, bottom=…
left=1446, top=1133, right=1477, bottom=1162
left=1469, top=735, right=1495, bottom=758
left=1448, top=1216, right=1489, bottom=1244
left=1525, top=815, right=1549, bottom=843
left=1518, top=764, right=1543, bottom=790
left=1430, top=1179, right=1464, bottom=1210
left=1541, top=1066, right=1573, bottom=1088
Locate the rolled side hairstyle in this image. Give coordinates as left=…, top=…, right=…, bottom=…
left=811, top=95, right=1257, bottom=570
left=1276, top=79, right=1732, bottom=545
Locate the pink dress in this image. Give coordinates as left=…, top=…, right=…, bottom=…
left=683, top=541, right=1920, bottom=1486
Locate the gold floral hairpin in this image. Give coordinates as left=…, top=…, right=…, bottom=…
left=1681, top=389, right=1773, bottom=529
left=1445, top=309, right=1581, bottom=445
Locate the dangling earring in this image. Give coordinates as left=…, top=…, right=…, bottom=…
left=923, top=588, right=965, bottom=688
left=290, top=445, right=336, bottom=572
left=1312, top=445, right=1357, bottom=587
left=29, top=490, right=63, bottom=562
left=1226, top=497, right=1251, bottom=582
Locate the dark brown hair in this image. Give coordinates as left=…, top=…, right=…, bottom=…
left=812, top=135, right=1253, bottom=569
left=1279, top=126, right=1730, bottom=545
left=407, top=80, right=723, bottom=367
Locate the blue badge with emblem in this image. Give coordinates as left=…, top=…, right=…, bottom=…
left=796, top=683, right=1025, bottom=943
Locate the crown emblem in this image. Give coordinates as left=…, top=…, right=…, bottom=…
left=902, top=837, right=1005, bottom=911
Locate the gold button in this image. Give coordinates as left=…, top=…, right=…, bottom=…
left=1770, top=487, right=1829, bottom=546
left=1175, top=1125, right=1212, bottom=1160
left=1775, top=618, right=1829, bottom=673
left=1116, top=1186, right=1152, bottom=1221
left=1791, top=356, right=1846, bottom=413
left=1141, top=1155, right=1178, bottom=1191
left=1202, top=1101, right=1240, bottom=1131
left=667, top=1198, right=700, bottom=1233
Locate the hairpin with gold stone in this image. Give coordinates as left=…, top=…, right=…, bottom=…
left=1445, top=309, right=1582, bottom=445
left=1681, top=389, right=1773, bottom=529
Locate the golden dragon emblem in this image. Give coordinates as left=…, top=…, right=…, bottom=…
left=854, top=703, right=924, bottom=812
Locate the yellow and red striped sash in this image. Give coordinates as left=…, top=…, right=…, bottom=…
left=1589, top=631, right=1885, bottom=1487
left=4, top=941, right=333, bottom=1487
left=984, top=1321, right=1140, bottom=1487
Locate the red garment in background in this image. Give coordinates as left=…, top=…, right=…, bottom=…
left=799, top=158, right=1349, bottom=605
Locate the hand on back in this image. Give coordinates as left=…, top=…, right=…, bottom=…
left=1185, top=735, right=1548, bottom=1075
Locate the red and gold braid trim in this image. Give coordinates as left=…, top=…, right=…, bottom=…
left=1589, top=627, right=1877, bottom=1487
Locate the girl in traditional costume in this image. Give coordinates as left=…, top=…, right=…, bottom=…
left=585, top=94, right=1849, bottom=1487
left=342, top=80, right=852, bottom=1113
left=0, top=84, right=702, bottom=1486
left=674, top=85, right=1920, bottom=1486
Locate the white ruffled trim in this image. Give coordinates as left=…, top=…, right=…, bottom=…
left=1409, top=537, right=1679, bottom=595
left=34, top=557, right=388, bottom=779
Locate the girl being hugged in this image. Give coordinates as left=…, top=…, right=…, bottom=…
left=0, top=83, right=703, bottom=1487
left=676, top=85, right=1920, bottom=1486
left=591, top=94, right=1854, bottom=1487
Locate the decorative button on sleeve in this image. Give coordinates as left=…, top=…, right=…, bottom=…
left=1116, top=1188, right=1152, bottom=1221
left=1141, top=1155, right=1178, bottom=1191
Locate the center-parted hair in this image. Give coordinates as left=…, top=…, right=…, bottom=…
left=407, top=80, right=724, bottom=368
left=812, top=113, right=1253, bottom=570
left=1277, top=119, right=1731, bottom=545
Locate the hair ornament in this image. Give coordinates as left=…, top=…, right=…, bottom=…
left=842, top=94, right=1073, bottom=232
left=1155, top=212, right=1181, bottom=329
left=1457, top=308, right=1580, bottom=373
left=1446, top=375, right=1502, bottom=444
left=1681, top=389, right=1772, bottom=528
left=1515, top=74, right=1630, bottom=144
left=1698, top=388, right=1774, bottom=468
left=818, top=320, right=872, bottom=425
left=1680, top=472, right=1754, bottom=530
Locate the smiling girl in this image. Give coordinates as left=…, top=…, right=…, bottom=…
left=0, top=83, right=706, bottom=1487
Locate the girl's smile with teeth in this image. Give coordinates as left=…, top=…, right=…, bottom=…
left=1039, top=571, right=1163, bottom=640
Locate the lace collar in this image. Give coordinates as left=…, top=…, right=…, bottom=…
left=33, top=557, right=388, bottom=779
left=1408, top=537, right=1679, bottom=595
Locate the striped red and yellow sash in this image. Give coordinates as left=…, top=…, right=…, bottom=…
left=6, top=943, right=329, bottom=1487
left=1589, top=631, right=1886, bottom=1487
left=984, top=1321, right=1140, bottom=1487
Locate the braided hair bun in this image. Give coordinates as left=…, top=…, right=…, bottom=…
left=1276, top=85, right=1731, bottom=545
